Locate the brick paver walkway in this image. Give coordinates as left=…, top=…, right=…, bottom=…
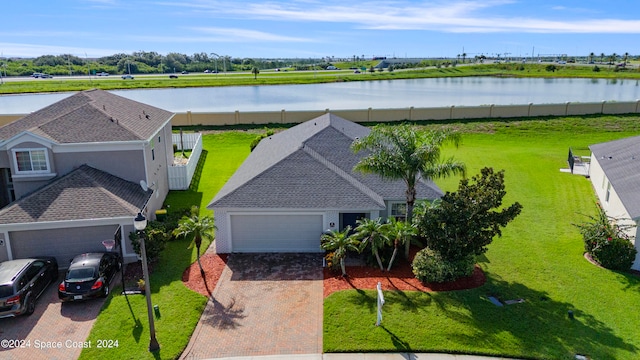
left=180, top=253, right=324, bottom=359
left=0, top=272, right=110, bottom=360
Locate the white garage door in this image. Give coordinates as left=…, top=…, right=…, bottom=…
left=230, top=214, right=323, bottom=252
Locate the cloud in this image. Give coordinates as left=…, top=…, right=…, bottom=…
left=190, top=27, right=312, bottom=42
left=157, top=0, right=640, bottom=34
left=0, top=42, right=125, bottom=58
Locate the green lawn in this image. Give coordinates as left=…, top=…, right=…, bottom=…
left=324, top=115, right=640, bottom=359
left=79, top=131, right=253, bottom=360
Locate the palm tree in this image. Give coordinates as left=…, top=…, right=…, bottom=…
left=589, top=52, right=595, bottom=63
left=320, top=226, right=360, bottom=276
left=172, top=206, right=216, bottom=275
left=354, top=218, right=389, bottom=271
left=385, top=217, right=417, bottom=271
left=352, top=125, right=466, bottom=258
left=462, top=53, right=467, bottom=64
left=251, top=66, right=259, bottom=80
left=600, top=53, right=605, bottom=63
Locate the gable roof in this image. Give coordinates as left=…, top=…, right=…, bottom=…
left=0, top=165, right=152, bottom=225
left=208, top=113, right=443, bottom=210
left=0, top=89, right=174, bottom=144
left=590, top=135, right=640, bottom=219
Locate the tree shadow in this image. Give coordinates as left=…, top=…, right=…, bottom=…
left=339, top=273, right=639, bottom=358
left=433, top=274, right=638, bottom=358
left=201, top=297, right=246, bottom=330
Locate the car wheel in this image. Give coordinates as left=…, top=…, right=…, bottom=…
left=102, top=283, right=110, bottom=298
left=25, top=295, right=36, bottom=316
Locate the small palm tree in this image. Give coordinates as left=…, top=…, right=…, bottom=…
left=251, top=66, right=259, bottom=80
left=320, top=226, right=360, bottom=276
left=173, top=206, right=216, bottom=275
left=354, top=218, right=389, bottom=271
left=385, top=217, right=417, bottom=271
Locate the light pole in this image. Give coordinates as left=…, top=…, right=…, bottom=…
left=133, top=212, right=160, bottom=352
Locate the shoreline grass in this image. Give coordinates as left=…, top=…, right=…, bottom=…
left=2, top=63, right=639, bottom=95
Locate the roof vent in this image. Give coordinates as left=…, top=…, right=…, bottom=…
left=145, top=114, right=150, bottom=119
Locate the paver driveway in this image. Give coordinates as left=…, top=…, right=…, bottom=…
left=181, top=253, right=324, bottom=359
left=0, top=272, right=108, bottom=360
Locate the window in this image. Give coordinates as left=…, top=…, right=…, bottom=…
left=13, top=149, right=49, bottom=173
left=391, top=202, right=407, bottom=219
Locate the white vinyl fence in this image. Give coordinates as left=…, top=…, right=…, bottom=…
left=169, top=133, right=203, bottom=190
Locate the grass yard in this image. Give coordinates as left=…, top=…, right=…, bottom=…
left=324, top=115, right=640, bottom=359
left=79, top=131, right=253, bottom=360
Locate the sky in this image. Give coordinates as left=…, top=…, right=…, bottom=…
left=1, top=0, right=639, bottom=59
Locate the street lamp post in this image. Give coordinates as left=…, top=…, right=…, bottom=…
left=133, top=212, right=160, bottom=352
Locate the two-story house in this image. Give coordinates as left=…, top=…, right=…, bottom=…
left=0, top=89, right=174, bottom=267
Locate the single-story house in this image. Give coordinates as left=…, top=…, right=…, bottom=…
left=207, top=113, right=443, bottom=253
left=0, top=89, right=174, bottom=267
left=589, top=135, right=640, bottom=270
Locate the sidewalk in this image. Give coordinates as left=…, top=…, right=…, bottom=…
left=208, top=354, right=520, bottom=360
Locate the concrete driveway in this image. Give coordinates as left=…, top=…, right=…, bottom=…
left=181, top=253, right=324, bottom=360
left=0, top=272, right=109, bottom=360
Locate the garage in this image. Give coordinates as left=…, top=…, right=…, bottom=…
left=9, top=225, right=118, bottom=268
left=229, top=214, right=323, bottom=252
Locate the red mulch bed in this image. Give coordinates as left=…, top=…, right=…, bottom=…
left=323, top=262, right=485, bottom=298
left=181, top=253, right=229, bottom=297
left=179, top=251, right=485, bottom=298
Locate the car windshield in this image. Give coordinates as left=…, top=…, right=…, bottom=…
left=66, top=267, right=96, bottom=281
left=0, top=285, right=13, bottom=298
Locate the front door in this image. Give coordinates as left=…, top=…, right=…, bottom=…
left=340, top=213, right=367, bottom=232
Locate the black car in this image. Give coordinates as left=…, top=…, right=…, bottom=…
left=58, top=253, right=120, bottom=302
left=0, top=257, right=59, bottom=318
left=169, top=74, right=178, bottom=78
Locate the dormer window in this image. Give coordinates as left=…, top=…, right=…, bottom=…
left=12, top=148, right=50, bottom=174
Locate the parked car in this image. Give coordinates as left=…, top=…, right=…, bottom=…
left=169, top=74, right=178, bottom=78
left=31, top=72, right=42, bottom=78
left=0, top=257, right=59, bottom=318
left=181, top=71, right=189, bottom=74
left=40, top=74, right=53, bottom=78
left=58, top=252, right=120, bottom=302
left=96, top=72, right=109, bottom=76
left=121, top=74, right=134, bottom=79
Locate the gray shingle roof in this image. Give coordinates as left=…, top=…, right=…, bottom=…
left=0, top=89, right=174, bottom=143
left=0, top=165, right=152, bottom=224
left=208, top=113, right=443, bottom=210
left=590, top=135, right=640, bottom=219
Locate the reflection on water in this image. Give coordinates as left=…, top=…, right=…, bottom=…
left=1, top=77, right=640, bottom=115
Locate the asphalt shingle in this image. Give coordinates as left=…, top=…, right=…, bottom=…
left=209, top=113, right=443, bottom=209
left=590, top=135, right=640, bottom=219
left=0, top=89, right=174, bottom=143
left=0, top=165, right=152, bottom=224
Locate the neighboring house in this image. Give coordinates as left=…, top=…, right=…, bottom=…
left=208, top=113, right=443, bottom=253
left=0, top=89, right=175, bottom=267
left=589, top=135, right=640, bottom=270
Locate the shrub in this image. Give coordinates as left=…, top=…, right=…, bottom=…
left=592, top=65, right=601, bottom=72
left=129, top=221, right=169, bottom=263
left=412, top=247, right=475, bottom=283
left=249, top=128, right=275, bottom=151
left=575, top=203, right=637, bottom=271
left=591, top=237, right=637, bottom=271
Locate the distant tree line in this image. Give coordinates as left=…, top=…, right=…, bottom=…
left=0, top=52, right=324, bottom=76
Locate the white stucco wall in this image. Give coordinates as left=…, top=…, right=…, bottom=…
left=589, top=155, right=640, bottom=270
